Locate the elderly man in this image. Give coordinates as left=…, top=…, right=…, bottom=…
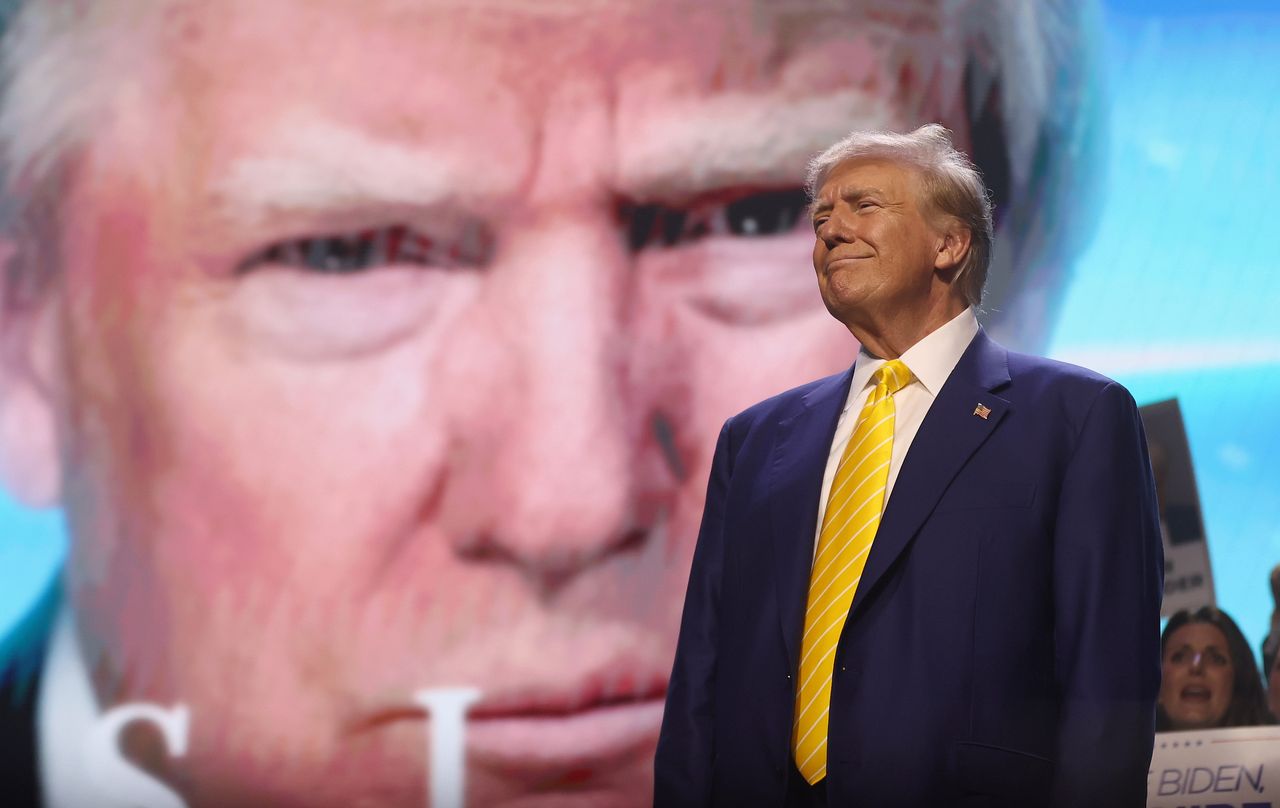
left=0, top=0, right=1097, bottom=805
left=655, top=125, right=1163, bottom=807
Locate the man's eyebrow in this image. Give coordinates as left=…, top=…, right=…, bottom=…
left=209, top=116, right=524, bottom=229
left=810, top=186, right=887, bottom=218
left=613, top=87, right=900, bottom=201
left=842, top=186, right=886, bottom=203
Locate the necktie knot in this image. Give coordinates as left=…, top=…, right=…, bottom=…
left=873, top=359, right=913, bottom=396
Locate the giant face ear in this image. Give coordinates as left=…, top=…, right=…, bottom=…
left=0, top=234, right=64, bottom=507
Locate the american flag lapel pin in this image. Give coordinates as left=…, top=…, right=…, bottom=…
left=973, top=403, right=991, bottom=420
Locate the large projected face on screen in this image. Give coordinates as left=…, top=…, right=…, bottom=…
left=0, top=0, right=1091, bottom=805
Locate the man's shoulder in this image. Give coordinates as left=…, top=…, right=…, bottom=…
left=1004, top=346, right=1127, bottom=398
left=1008, top=346, right=1108, bottom=380
left=1000, top=344, right=1140, bottom=430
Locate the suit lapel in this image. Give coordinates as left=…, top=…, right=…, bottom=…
left=768, top=367, right=854, bottom=674
left=845, top=331, right=1012, bottom=622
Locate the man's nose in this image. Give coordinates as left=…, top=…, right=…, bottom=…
left=818, top=209, right=856, bottom=249
left=457, top=214, right=645, bottom=593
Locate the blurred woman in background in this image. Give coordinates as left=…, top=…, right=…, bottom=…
left=1158, top=606, right=1273, bottom=731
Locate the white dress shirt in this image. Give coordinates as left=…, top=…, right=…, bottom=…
left=38, top=606, right=103, bottom=808
left=813, top=308, right=979, bottom=552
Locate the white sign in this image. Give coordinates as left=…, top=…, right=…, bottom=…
left=1148, top=726, right=1280, bottom=808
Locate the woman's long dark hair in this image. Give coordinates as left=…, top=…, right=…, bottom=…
left=1156, top=606, right=1274, bottom=730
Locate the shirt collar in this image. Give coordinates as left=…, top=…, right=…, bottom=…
left=847, top=307, right=979, bottom=405
left=38, top=605, right=103, bottom=808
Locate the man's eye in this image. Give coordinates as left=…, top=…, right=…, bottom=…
left=722, top=189, right=810, bottom=237
left=246, top=224, right=491, bottom=274
left=621, top=188, right=809, bottom=252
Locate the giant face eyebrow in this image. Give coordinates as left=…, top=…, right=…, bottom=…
left=208, top=83, right=901, bottom=236
left=613, top=86, right=902, bottom=202
left=207, top=114, right=528, bottom=231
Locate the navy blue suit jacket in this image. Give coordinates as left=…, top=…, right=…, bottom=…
left=655, top=331, right=1163, bottom=807
left=0, top=575, right=58, bottom=808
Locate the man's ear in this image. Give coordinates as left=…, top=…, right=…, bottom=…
left=933, top=222, right=972, bottom=273
left=0, top=237, right=63, bottom=507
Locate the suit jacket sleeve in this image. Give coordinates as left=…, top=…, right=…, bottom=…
left=1050, top=382, right=1164, bottom=808
left=654, top=419, right=734, bottom=808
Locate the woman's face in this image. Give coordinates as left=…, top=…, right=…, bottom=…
left=1159, top=622, right=1236, bottom=730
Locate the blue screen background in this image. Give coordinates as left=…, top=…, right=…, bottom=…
left=1044, top=0, right=1280, bottom=659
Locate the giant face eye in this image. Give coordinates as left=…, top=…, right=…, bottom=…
left=243, top=224, right=492, bottom=274
left=619, top=188, right=809, bottom=252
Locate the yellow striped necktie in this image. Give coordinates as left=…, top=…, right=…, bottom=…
left=792, top=358, right=914, bottom=784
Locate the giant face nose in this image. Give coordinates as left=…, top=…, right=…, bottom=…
left=436, top=208, right=661, bottom=596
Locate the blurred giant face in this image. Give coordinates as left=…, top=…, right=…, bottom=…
left=17, top=0, right=1005, bottom=804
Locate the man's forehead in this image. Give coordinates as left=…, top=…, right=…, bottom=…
left=165, top=0, right=767, bottom=33
left=7, top=0, right=994, bottom=202
left=819, top=158, right=917, bottom=194
left=150, top=0, right=755, bottom=107
left=67, top=0, right=962, bottom=238
left=123, top=0, right=968, bottom=153
left=157, top=2, right=916, bottom=160
left=182, top=0, right=842, bottom=19
left=160, top=0, right=918, bottom=62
